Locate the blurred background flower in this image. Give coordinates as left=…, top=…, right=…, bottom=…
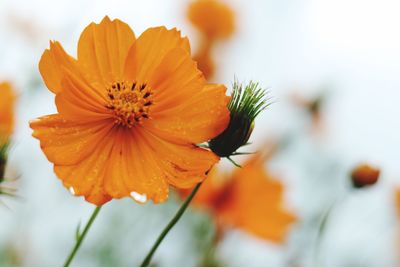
left=0, top=81, right=19, bottom=204
left=180, top=152, right=296, bottom=243
left=187, top=0, right=235, bottom=80
left=1, top=0, right=400, bottom=266
left=0, top=82, right=17, bottom=146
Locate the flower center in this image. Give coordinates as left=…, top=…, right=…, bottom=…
left=106, top=81, right=153, bottom=127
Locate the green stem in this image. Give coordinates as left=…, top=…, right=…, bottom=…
left=313, top=202, right=334, bottom=267
left=63, top=206, right=102, bottom=267
left=313, top=193, right=347, bottom=267
left=139, top=182, right=203, bottom=267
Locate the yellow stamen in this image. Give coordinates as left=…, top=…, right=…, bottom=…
left=106, top=81, right=153, bottom=127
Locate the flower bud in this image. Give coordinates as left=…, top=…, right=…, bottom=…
left=209, top=80, right=268, bottom=158
left=351, top=164, right=380, bottom=188
left=308, top=96, right=323, bottom=117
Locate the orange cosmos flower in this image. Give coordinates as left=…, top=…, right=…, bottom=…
left=181, top=154, right=297, bottom=243
left=30, top=17, right=230, bottom=206
left=188, top=0, right=235, bottom=40
left=0, top=82, right=17, bottom=146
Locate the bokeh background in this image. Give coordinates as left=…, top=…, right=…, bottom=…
left=1, top=0, right=400, bottom=266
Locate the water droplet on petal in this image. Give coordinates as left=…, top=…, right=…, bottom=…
left=130, top=191, right=147, bottom=203
left=69, top=187, right=75, bottom=195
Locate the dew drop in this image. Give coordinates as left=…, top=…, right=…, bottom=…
left=130, top=191, right=147, bottom=203
left=69, top=187, right=76, bottom=195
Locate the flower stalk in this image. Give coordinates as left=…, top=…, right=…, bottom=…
left=139, top=182, right=203, bottom=267
left=63, top=206, right=102, bottom=267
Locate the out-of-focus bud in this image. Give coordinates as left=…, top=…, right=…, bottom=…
left=209, top=80, right=269, bottom=158
left=308, top=96, right=323, bottom=117
left=351, top=164, right=380, bottom=188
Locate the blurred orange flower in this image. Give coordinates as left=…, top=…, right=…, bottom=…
left=0, top=82, right=16, bottom=145
left=30, top=17, right=230, bottom=206
left=188, top=0, right=235, bottom=40
left=193, top=42, right=215, bottom=80
left=181, top=155, right=297, bottom=243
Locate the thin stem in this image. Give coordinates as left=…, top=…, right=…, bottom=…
left=313, top=193, right=347, bottom=267
left=139, top=182, right=203, bottom=267
left=313, top=202, right=335, bottom=267
left=63, top=206, right=102, bottom=267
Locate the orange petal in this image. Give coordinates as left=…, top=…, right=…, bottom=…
left=145, top=82, right=230, bottom=144
left=246, top=210, right=297, bottom=242
left=30, top=114, right=113, bottom=166
left=102, top=128, right=134, bottom=199
left=216, top=158, right=296, bottom=243
left=55, top=67, right=111, bottom=122
left=77, top=16, right=136, bottom=86
left=124, top=129, right=170, bottom=203
left=102, top=128, right=169, bottom=203
left=178, top=168, right=228, bottom=210
left=146, top=48, right=206, bottom=112
left=38, top=41, right=78, bottom=94
left=54, top=132, right=115, bottom=205
left=139, top=129, right=219, bottom=189
left=124, top=27, right=190, bottom=82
